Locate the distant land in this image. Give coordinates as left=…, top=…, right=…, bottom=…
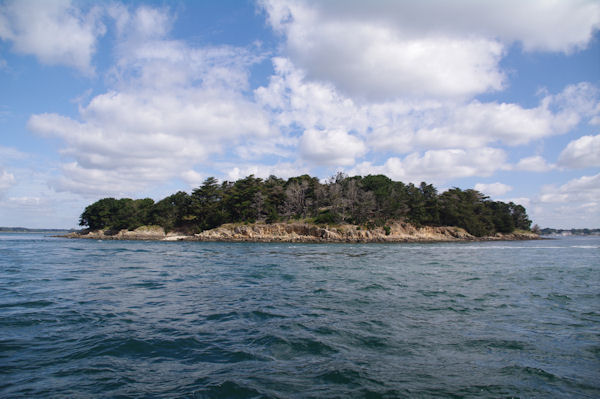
left=0, top=227, right=77, bottom=233
left=66, top=173, right=544, bottom=243
left=540, top=228, right=600, bottom=236
left=76, top=174, right=534, bottom=239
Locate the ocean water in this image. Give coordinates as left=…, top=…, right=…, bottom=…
left=1, top=234, right=598, bottom=398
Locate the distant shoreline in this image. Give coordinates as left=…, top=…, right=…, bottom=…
left=1, top=228, right=77, bottom=233
left=61, top=222, right=540, bottom=243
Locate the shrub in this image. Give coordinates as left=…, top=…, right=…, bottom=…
left=314, top=210, right=338, bottom=225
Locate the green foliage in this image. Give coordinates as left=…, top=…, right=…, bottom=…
left=383, top=225, right=391, bottom=235
left=222, top=175, right=263, bottom=222
left=79, top=197, right=155, bottom=231
left=265, top=209, right=279, bottom=224
left=191, top=177, right=225, bottom=231
left=314, top=210, right=339, bottom=225
left=78, top=174, right=533, bottom=237
left=150, top=191, right=191, bottom=232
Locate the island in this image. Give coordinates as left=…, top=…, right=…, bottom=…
left=65, top=173, right=539, bottom=243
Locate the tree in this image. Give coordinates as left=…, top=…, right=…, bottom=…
left=420, top=182, right=440, bottom=226
left=222, top=175, right=262, bottom=222
left=191, top=177, right=224, bottom=231
left=78, top=174, right=533, bottom=237
left=487, top=201, right=515, bottom=234
left=361, top=174, right=395, bottom=220
left=283, top=180, right=309, bottom=218
left=150, top=191, right=192, bottom=231
left=439, top=188, right=495, bottom=237
left=79, top=198, right=119, bottom=230
left=509, top=203, right=532, bottom=230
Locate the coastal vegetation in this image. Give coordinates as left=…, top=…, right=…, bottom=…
left=79, top=174, right=532, bottom=237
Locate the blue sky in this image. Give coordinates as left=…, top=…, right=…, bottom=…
left=0, top=0, right=599, bottom=229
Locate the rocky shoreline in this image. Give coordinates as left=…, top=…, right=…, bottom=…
left=61, top=222, right=540, bottom=243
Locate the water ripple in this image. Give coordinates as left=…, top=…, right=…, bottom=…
left=1, top=234, right=599, bottom=398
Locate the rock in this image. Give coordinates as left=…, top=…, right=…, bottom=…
left=63, top=222, right=540, bottom=243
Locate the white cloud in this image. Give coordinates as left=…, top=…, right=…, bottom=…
left=503, top=197, right=531, bottom=208
left=513, top=156, right=555, bottom=172
left=539, top=173, right=600, bottom=204
left=316, top=1, right=600, bottom=53
left=26, top=4, right=273, bottom=196
left=257, top=59, right=599, bottom=156
left=474, top=182, right=513, bottom=197
left=261, top=0, right=504, bottom=100
left=256, top=57, right=370, bottom=133
left=299, top=129, right=366, bottom=166
left=0, top=0, right=105, bottom=74
left=0, top=145, right=27, bottom=160
left=29, top=85, right=271, bottom=195
left=225, top=163, right=307, bottom=181
left=410, top=83, right=599, bottom=149
left=0, top=169, right=15, bottom=192
left=108, top=4, right=171, bottom=41
left=349, top=147, right=506, bottom=184
left=260, top=0, right=600, bottom=101
left=558, top=134, right=600, bottom=169
left=6, top=196, right=43, bottom=207
left=0, top=164, right=95, bottom=228
left=181, top=170, right=205, bottom=188
left=535, top=173, right=600, bottom=228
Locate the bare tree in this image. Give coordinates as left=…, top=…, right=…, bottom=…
left=284, top=181, right=309, bottom=218
left=252, top=191, right=265, bottom=221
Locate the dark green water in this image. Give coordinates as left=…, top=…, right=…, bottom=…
left=1, top=234, right=599, bottom=398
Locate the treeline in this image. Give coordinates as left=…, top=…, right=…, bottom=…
left=79, top=174, right=532, bottom=237
left=540, top=228, right=600, bottom=236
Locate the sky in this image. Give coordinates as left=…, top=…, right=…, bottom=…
left=0, top=0, right=599, bottom=229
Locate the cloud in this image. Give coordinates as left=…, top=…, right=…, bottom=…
left=408, top=83, right=599, bottom=149
left=27, top=4, right=273, bottom=196
left=0, top=145, right=27, bottom=160
left=474, top=182, right=513, bottom=197
left=0, top=0, right=105, bottom=74
left=539, top=173, right=600, bottom=204
left=503, top=197, right=531, bottom=208
left=349, top=147, right=506, bottom=184
left=299, top=129, right=366, bottom=166
left=29, top=87, right=270, bottom=195
left=317, top=1, right=600, bottom=53
left=558, top=134, right=600, bottom=169
left=5, top=196, right=43, bottom=207
left=535, top=173, right=600, bottom=227
left=257, top=59, right=599, bottom=155
left=261, top=0, right=504, bottom=100
left=180, top=170, right=205, bottom=188
left=512, top=156, right=555, bottom=172
left=256, top=57, right=369, bottom=133
left=225, top=163, right=308, bottom=181
left=107, top=3, right=172, bottom=41
left=0, top=169, right=15, bottom=192
left=260, top=0, right=600, bottom=101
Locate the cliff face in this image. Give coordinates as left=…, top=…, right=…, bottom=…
left=65, top=222, right=539, bottom=242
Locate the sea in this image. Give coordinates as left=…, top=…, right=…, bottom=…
left=1, top=233, right=598, bottom=398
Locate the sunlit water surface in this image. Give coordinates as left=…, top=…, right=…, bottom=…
left=1, top=234, right=599, bottom=398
